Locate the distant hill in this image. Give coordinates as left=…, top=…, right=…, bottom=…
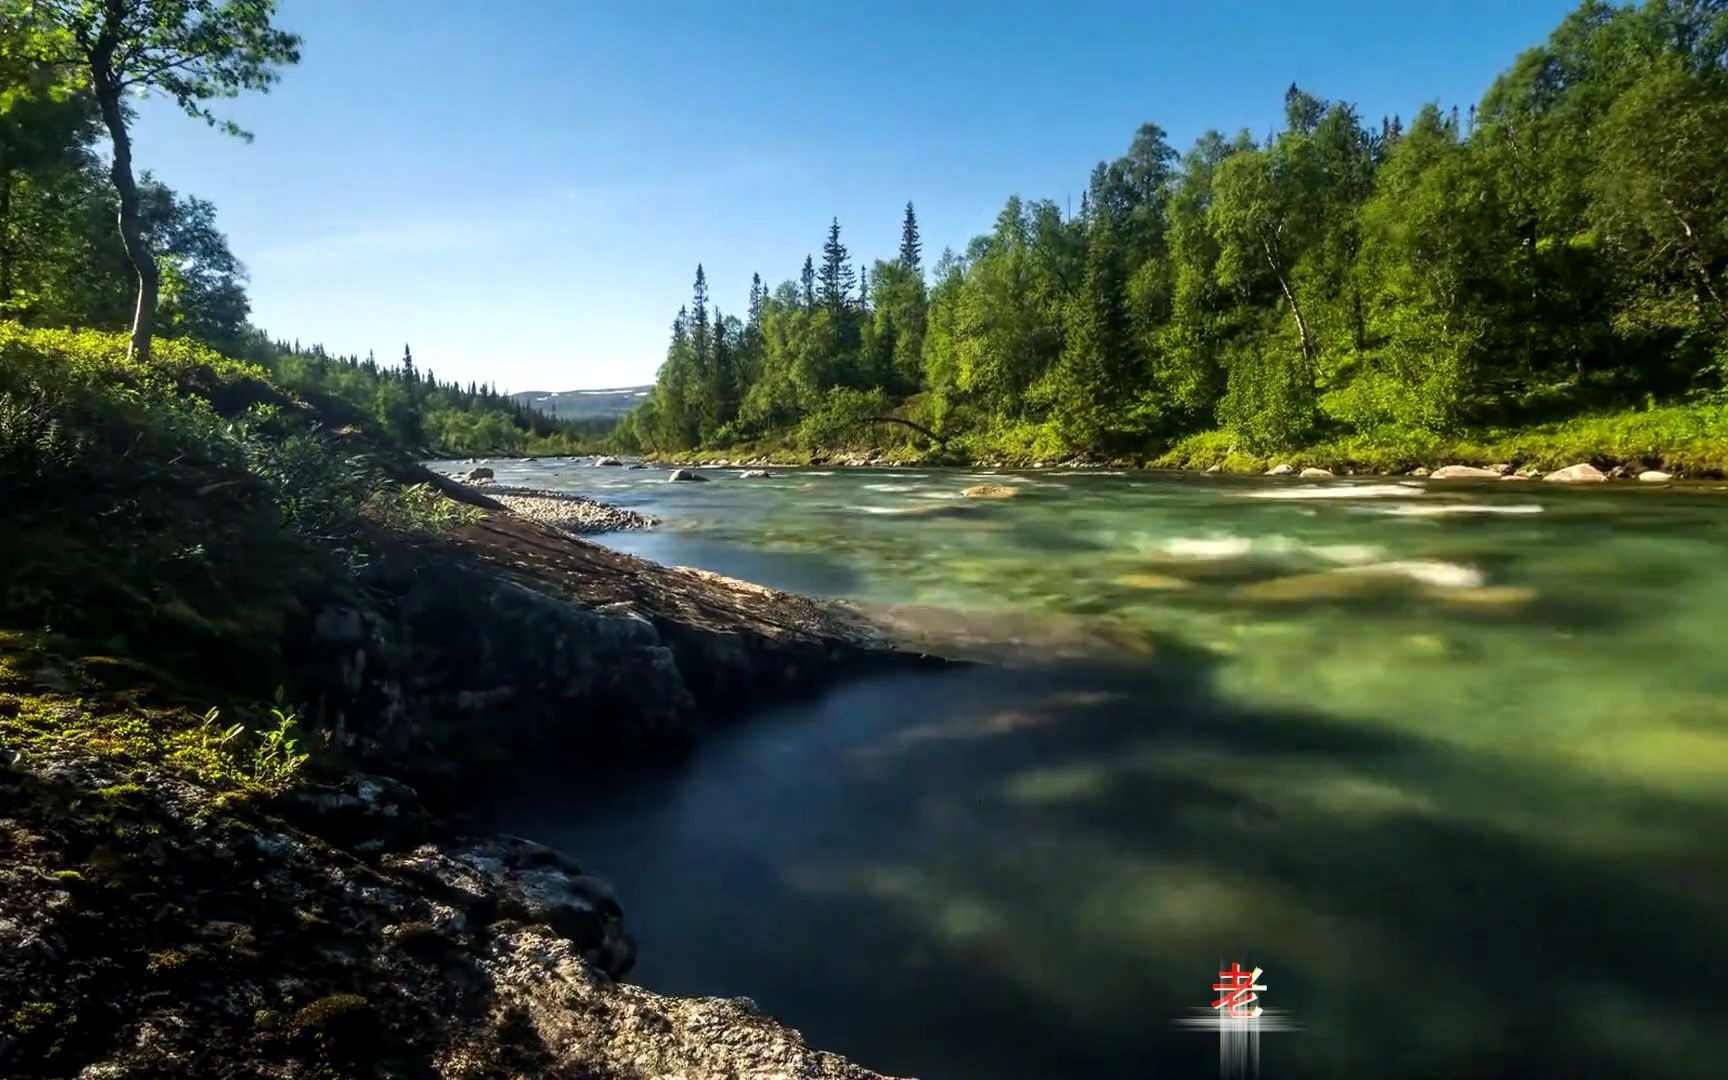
left=511, top=385, right=653, bottom=421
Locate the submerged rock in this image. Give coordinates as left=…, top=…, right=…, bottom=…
left=626, top=462, right=647, bottom=469
left=1638, top=469, right=1674, bottom=482
left=1544, top=462, right=1607, bottom=483
left=961, top=484, right=1018, bottom=498
left=1116, top=572, right=1191, bottom=591
left=739, top=469, right=772, bottom=478
left=667, top=468, right=709, bottom=482
left=594, top=456, right=622, bottom=467
left=1429, top=465, right=1501, bottom=479
left=1298, top=467, right=1334, bottom=478
left=1265, top=463, right=1295, bottom=476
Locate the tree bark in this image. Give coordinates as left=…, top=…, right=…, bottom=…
left=858, top=415, right=947, bottom=447
left=95, top=83, right=157, bottom=362
left=1264, top=238, right=1314, bottom=373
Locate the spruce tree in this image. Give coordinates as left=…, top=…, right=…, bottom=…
left=401, top=344, right=416, bottom=384
left=899, top=201, right=922, bottom=273
left=800, top=255, right=817, bottom=310
left=820, top=217, right=855, bottom=312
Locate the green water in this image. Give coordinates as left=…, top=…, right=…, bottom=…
left=483, top=462, right=1728, bottom=1079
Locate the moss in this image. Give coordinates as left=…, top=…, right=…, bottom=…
left=51, top=869, right=83, bottom=882
left=145, top=948, right=189, bottom=974
left=290, top=993, right=377, bottom=1052
left=6, top=1000, right=58, bottom=1036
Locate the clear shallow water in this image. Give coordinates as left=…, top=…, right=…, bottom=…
left=482, top=461, right=1728, bottom=1079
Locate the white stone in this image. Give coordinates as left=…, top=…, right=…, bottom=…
left=1429, top=465, right=1502, bottom=479
left=1543, top=462, right=1607, bottom=483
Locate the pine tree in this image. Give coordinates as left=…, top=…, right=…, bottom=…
left=899, top=201, right=922, bottom=273
left=689, top=265, right=712, bottom=405
left=800, top=255, right=817, bottom=310
left=820, top=218, right=855, bottom=312
left=747, top=272, right=765, bottom=327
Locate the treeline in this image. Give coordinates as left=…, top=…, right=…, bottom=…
left=266, top=343, right=606, bottom=456
left=0, top=2, right=579, bottom=458
left=620, top=0, right=1728, bottom=460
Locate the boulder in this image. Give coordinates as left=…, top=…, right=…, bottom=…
left=1407, top=466, right=1431, bottom=477
left=1638, top=470, right=1673, bottom=483
left=594, top=456, right=622, bottom=467
left=1265, top=463, right=1295, bottom=476
left=1489, top=463, right=1514, bottom=475
left=739, top=469, right=772, bottom=478
left=667, top=469, right=709, bottom=483
left=465, top=467, right=495, bottom=482
left=1298, top=467, right=1334, bottom=478
left=1543, top=462, right=1607, bottom=483
left=626, top=463, right=647, bottom=469
left=1429, top=465, right=1501, bottom=479
left=1204, top=464, right=1222, bottom=474
left=961, top=484, right=1018, bottom=499
left=1517, top=465, right=1542, bottom=478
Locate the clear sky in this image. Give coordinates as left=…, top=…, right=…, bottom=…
left=130, top=0, right=1580, bottom=394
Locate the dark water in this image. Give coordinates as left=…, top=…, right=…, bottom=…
left=475, top=461, right=1728, bottom=1079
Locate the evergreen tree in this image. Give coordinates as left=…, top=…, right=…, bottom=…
left=819, top=218, right=855, bottom=312
left=899, top=201, right=922, bottom=273
left=800, top=255, right=817, bottom=310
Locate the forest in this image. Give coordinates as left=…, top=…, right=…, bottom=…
left=618, top=0, right=1728, bottom=469
left=0, top=1, right=588, bottom=458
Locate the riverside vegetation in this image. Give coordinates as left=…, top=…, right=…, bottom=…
left=615, top=0, right=1728, bottom=475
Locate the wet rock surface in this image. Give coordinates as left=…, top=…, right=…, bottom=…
left=0, top=706, right=895, bottom=1078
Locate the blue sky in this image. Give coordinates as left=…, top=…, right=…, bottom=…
left=132, top=0, right=1580, bottom=392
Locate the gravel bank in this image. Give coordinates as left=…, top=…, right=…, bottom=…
left=476, top=484, right=655, bottom=534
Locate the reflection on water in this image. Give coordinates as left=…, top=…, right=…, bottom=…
left=479, top=463, right=1728, bottom=1079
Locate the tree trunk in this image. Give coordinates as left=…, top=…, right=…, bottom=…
left=1264, top=239, right=1314, bottom=373
left=96, top=84, right=157, bottom=362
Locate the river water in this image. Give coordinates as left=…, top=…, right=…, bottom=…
left=480, top=461, right=1728, bottom=1079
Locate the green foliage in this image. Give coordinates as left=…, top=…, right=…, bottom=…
left=628, top=1, right=1728, bottom=465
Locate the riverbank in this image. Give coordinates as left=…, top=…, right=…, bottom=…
left=633, top=399, right=1728, bottom=479
left=0, top=325, right=923, bottom=1078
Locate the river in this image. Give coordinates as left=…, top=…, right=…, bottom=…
left=479, top=461, right=1728, bottom=1079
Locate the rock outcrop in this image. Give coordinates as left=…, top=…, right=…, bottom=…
left=0, top=673, right=897, bottom=1079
